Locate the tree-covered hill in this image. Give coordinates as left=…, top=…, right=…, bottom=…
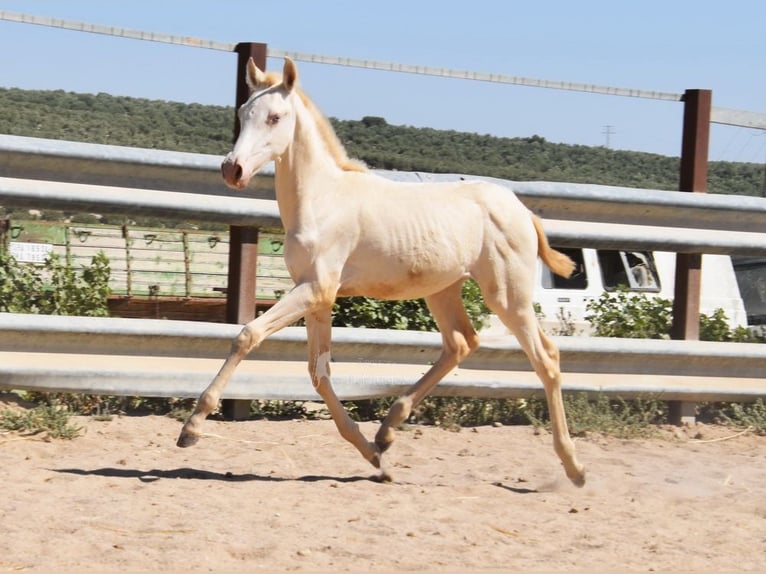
left=0, top=87, right=762, bottom=196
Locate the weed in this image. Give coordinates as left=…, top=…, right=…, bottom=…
left=250, top=400, right=309, bottom=420
left=718, top=399, right=766, bottom=434
left=526, top=393, right=666, bottom=439
left=0, top=404, right=82, bottom=439
left=411, top=397, right=544, bottom=428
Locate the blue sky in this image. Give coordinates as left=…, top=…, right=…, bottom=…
left=1, top=0, right=764, bottom=163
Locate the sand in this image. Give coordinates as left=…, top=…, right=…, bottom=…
left=1, top=398, right=764, bottom=572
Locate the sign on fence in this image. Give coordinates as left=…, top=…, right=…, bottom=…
left=9, top=241, right=52, bottom=263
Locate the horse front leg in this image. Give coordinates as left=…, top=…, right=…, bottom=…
left=176, top=283, right=315, bottom=448
left=305, top=309, right=383, bottom=473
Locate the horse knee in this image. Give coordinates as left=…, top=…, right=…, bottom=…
left=543, top=340, right=560, bottom=366
left=531, top=350, right=561, bottom=387
left=447, top=330, right=480, bottom=363
left=232, top=325, right=257, bottom=356
left=466, top=330, right=481, bottom=355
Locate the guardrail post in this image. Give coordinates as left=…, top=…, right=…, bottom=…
left=669, top=88, right=712, bottom=425
left=222, top=42, right=268, bottom=421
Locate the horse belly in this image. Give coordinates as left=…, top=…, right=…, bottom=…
left=339, top=216, right=480, bottom=300
left=339, top=267, right=468, bottom=300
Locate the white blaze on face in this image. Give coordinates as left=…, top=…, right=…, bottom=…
left=313, top=351, right=331, bottom=388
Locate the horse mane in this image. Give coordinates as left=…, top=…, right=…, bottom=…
left=296, top=91, right=368, bottom=173
left=260, top=72, right=367, bottom=173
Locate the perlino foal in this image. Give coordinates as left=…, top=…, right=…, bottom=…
left=177, top=57, right=586, bottom=487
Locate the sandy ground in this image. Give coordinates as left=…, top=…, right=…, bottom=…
left=1, top=397, right=765, bottom=573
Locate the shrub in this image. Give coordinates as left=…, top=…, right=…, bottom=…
left=0, top=251, right=111, bottom=437
left=585, top=288, right=672, bottom=339
left=585, top=288, right=763, bottom=343
left=0, top=251, right=111, bottom=316
left=332, top=278, right=490, bottom=332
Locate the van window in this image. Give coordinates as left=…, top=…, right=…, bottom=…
left=598, top=250, right=661, bottom=292
left=732, top=256, right=766, bottom=325
left=542, top=248, right=587, bottom=290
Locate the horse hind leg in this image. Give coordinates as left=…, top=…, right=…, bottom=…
left=375, top=281, right=480, bottom=461
left=533, top=324, right=586, bottom=486
left=483, top=289, right=585, bottom=487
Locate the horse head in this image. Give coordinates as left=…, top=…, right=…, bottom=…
left=221, top=57, right=298, bottom=189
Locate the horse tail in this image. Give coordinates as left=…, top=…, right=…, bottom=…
left=532, top=214, right=575, bottom=278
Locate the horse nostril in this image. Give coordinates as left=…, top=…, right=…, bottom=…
left=221, top=160, right=245, bottom=185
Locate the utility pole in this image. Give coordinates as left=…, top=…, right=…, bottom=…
left=602, top=125, right=615, bottom=148
left=761, top=162, right=765, bottom=197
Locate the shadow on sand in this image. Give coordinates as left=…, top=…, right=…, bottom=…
left=51, top=466, right=375, bottom=483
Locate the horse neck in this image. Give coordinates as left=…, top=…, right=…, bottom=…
left=274, top=97, right=338, bottom=231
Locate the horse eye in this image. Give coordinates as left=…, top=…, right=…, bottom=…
left=267, top=114, right=280, bottom=126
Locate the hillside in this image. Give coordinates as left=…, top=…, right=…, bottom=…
left=0, top=87, right=762, bottom=197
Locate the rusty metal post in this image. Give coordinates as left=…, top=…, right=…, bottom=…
left=0, top=218, right=9, bottom=253
left=222, top=42, right=267, bottom=421
left=669, top=88, right=712, bottom=425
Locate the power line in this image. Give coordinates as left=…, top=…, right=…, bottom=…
left=0, top=10, right=235, bottom=51
left=2, top=9, right=766, bottom=130
left=270, top=49, right=683, bottom=101
left=0, top=10, right=684, bottom=102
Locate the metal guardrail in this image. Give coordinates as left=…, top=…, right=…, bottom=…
left=0, top=135, right=765, bottom=405
left=0, top=134, right=274, bottom=199
left=2, top=177, right=765, bottom=255
left=0, top=314, right=764, bottom=401
left=2, top=135, right=766, bottom=254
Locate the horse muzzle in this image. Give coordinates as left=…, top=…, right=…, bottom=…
left=221, top=156, right=247, bottom=189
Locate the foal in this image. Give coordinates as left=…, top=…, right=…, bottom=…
left=177, top=57, right=585, bottom=486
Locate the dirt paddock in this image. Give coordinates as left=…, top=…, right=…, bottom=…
left=1, top=400, right=764, bottom=572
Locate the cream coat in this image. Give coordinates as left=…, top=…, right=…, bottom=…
left=178, top=58, right=585, bottom=486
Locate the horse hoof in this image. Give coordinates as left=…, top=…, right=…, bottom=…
left=568, top=466, right=586, bottom=488
left=366, top=448, right=382, bottom=469
left=371, top=468, right=394, bottom=483
left=176, top=431, right=200, bottom=448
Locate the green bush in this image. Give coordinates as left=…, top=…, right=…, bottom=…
left=332, top=278, right=490, bottom=332
left=585, top=288, right=672, bottom=339
left=1, top=252, right=112, bottom=437
left=0, top=251, right=110, bottom=316
left=585, top=288, right=763, bottom=343
left=699, top=308, right=758, bottom=342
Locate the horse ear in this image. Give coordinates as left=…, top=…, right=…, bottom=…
left=246, top=57, right=267, bottom=90
left=283, top=57, right=298, bottom=92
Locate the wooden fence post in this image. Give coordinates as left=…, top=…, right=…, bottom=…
left=221, top=42, right=268, bottom=421
left=669, top=88, right=712, bottom=425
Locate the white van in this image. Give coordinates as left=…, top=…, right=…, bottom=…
left=483, top=249, right=749, bottom=336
